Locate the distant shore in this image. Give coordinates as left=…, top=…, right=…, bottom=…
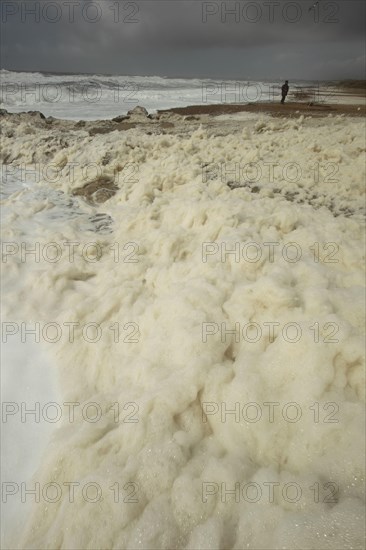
left=1, top=94, right=365, bottom=138
left=158, top=100, right=365, bottom=118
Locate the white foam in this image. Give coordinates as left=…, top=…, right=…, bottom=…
left=1, top=112, right=365, bottom=549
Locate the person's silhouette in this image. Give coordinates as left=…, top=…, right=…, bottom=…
left=281, top=80, right=289, bottom=104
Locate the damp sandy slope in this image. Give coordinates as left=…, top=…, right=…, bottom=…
left=1, top=109, right=365, bottom=549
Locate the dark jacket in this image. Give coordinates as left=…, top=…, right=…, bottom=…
left=282, top=83, right=289, bottom=96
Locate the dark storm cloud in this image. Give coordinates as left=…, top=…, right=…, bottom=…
left=0, top=0, right=365, bottom=78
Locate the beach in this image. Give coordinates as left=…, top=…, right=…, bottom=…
left=1, top=98, right=365, bottom=550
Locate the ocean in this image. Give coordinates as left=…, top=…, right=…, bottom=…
left=0, top=69, right=320, bottom=119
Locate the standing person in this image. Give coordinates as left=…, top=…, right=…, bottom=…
left=281, top=80, right=289, bottom=104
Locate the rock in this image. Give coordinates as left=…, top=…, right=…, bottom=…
left=158, top=112, right=182, bottom=123
left=0, top=109, right=9, bottom=116
left=127, top=106, right=148, bottom=117
left=112, top=115, right=130, bottom=123
left=72, top=176, right=119, bottom=204
left=101, top=153, right=112, bottom=166
left=88, top=122, right=136, bottom=136
left=26, top=111, right=46, bottom=119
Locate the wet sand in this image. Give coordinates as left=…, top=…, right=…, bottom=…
left=158, top=100, right=366, bottom=118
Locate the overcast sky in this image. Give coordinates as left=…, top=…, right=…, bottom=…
left=1, top=0, right=365, bottom=79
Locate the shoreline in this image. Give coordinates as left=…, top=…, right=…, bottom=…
left=0, top=98, right=365, bottom=137
left=158, top=100, right=366, bottom=118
